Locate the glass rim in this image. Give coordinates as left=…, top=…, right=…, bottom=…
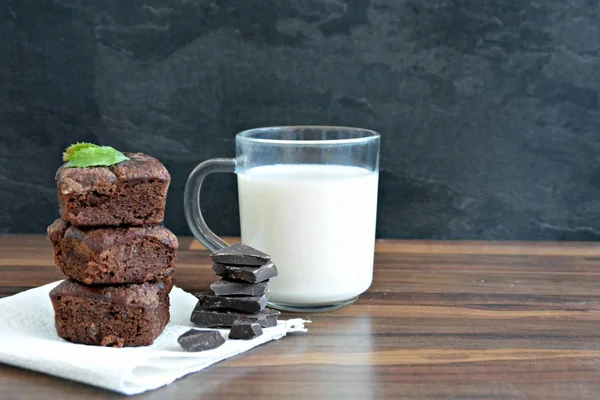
left=236, top=125, right=380, bottom=145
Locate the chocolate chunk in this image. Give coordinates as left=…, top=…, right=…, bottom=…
left=210, top=243, right=271, bottom=266
left=210, top=279, right=269, bottom=297
left=195, top=292, right=267, bottom=313
left=191, top=306, right=280, bottom=328
left=213, top=261, right=278, bottom=283
left=178, top=329, right=225, bottom=352
left=228, top=321, right=263, bottom=340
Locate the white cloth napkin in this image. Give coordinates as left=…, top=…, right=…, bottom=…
left=0, top=281, right=307, bottom=395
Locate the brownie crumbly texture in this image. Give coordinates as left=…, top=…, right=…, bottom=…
left=56, top=153, right=170, bottom=227
left=49, top=278, right=173, bottom=347
left=47, top=219, right=178, bottom=285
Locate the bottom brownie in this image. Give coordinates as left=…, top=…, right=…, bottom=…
left=49, top=278, right=172, bottom=347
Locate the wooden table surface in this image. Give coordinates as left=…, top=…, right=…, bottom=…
left=1, top=236, right=600, bottom=399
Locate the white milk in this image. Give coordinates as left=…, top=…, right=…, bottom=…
left=237, top=164, right=379, bottom=305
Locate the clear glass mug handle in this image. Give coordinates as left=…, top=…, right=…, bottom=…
left=184, top=158, right=236, bottom=252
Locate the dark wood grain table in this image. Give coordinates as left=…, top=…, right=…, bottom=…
left=1, top=235, right=600, bottom=399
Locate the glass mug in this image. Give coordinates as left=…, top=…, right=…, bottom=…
left=184, top=126, right=380, bottom=312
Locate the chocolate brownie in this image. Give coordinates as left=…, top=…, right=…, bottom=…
left=49, top=278, right=172, bottom=347
left=56, top=153, right=170, bottom=226
left=47, top=219, right=178, bottom=285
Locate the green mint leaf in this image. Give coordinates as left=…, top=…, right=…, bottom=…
left=63, top=142, right=99, bottom=162
left=64, top=145, right=129, bottom=168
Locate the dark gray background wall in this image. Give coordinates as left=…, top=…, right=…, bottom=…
left=1, top=0, right=599, bottom=240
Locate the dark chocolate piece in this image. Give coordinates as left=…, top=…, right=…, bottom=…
left=210, top=243, right=270, bottom=266
left=195, top=292, right=267, bottom=314
left=210, top=279, right=269, bottom=297
left=228, top=321, right=263, bottom=340
left=178, top=329, right=225, bottom=352
left=212, top=261, right=278, bottom=283
left=190, top=306, right=280, bottom=328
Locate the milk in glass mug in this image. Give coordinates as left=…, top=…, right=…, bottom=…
left=184, top=126, right=380, bottom=312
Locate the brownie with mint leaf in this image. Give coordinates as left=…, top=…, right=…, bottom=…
left=56, top=151, right=170, bottom=227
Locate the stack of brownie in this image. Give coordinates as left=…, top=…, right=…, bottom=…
left=190, top=243, right=280, bottom=339
left=47, top=153, right=178, bottom=347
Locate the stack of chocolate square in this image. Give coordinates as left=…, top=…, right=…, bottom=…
left=191, top=243, right=280, bottom=339
left=47, top=153, right=178, bottom=347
